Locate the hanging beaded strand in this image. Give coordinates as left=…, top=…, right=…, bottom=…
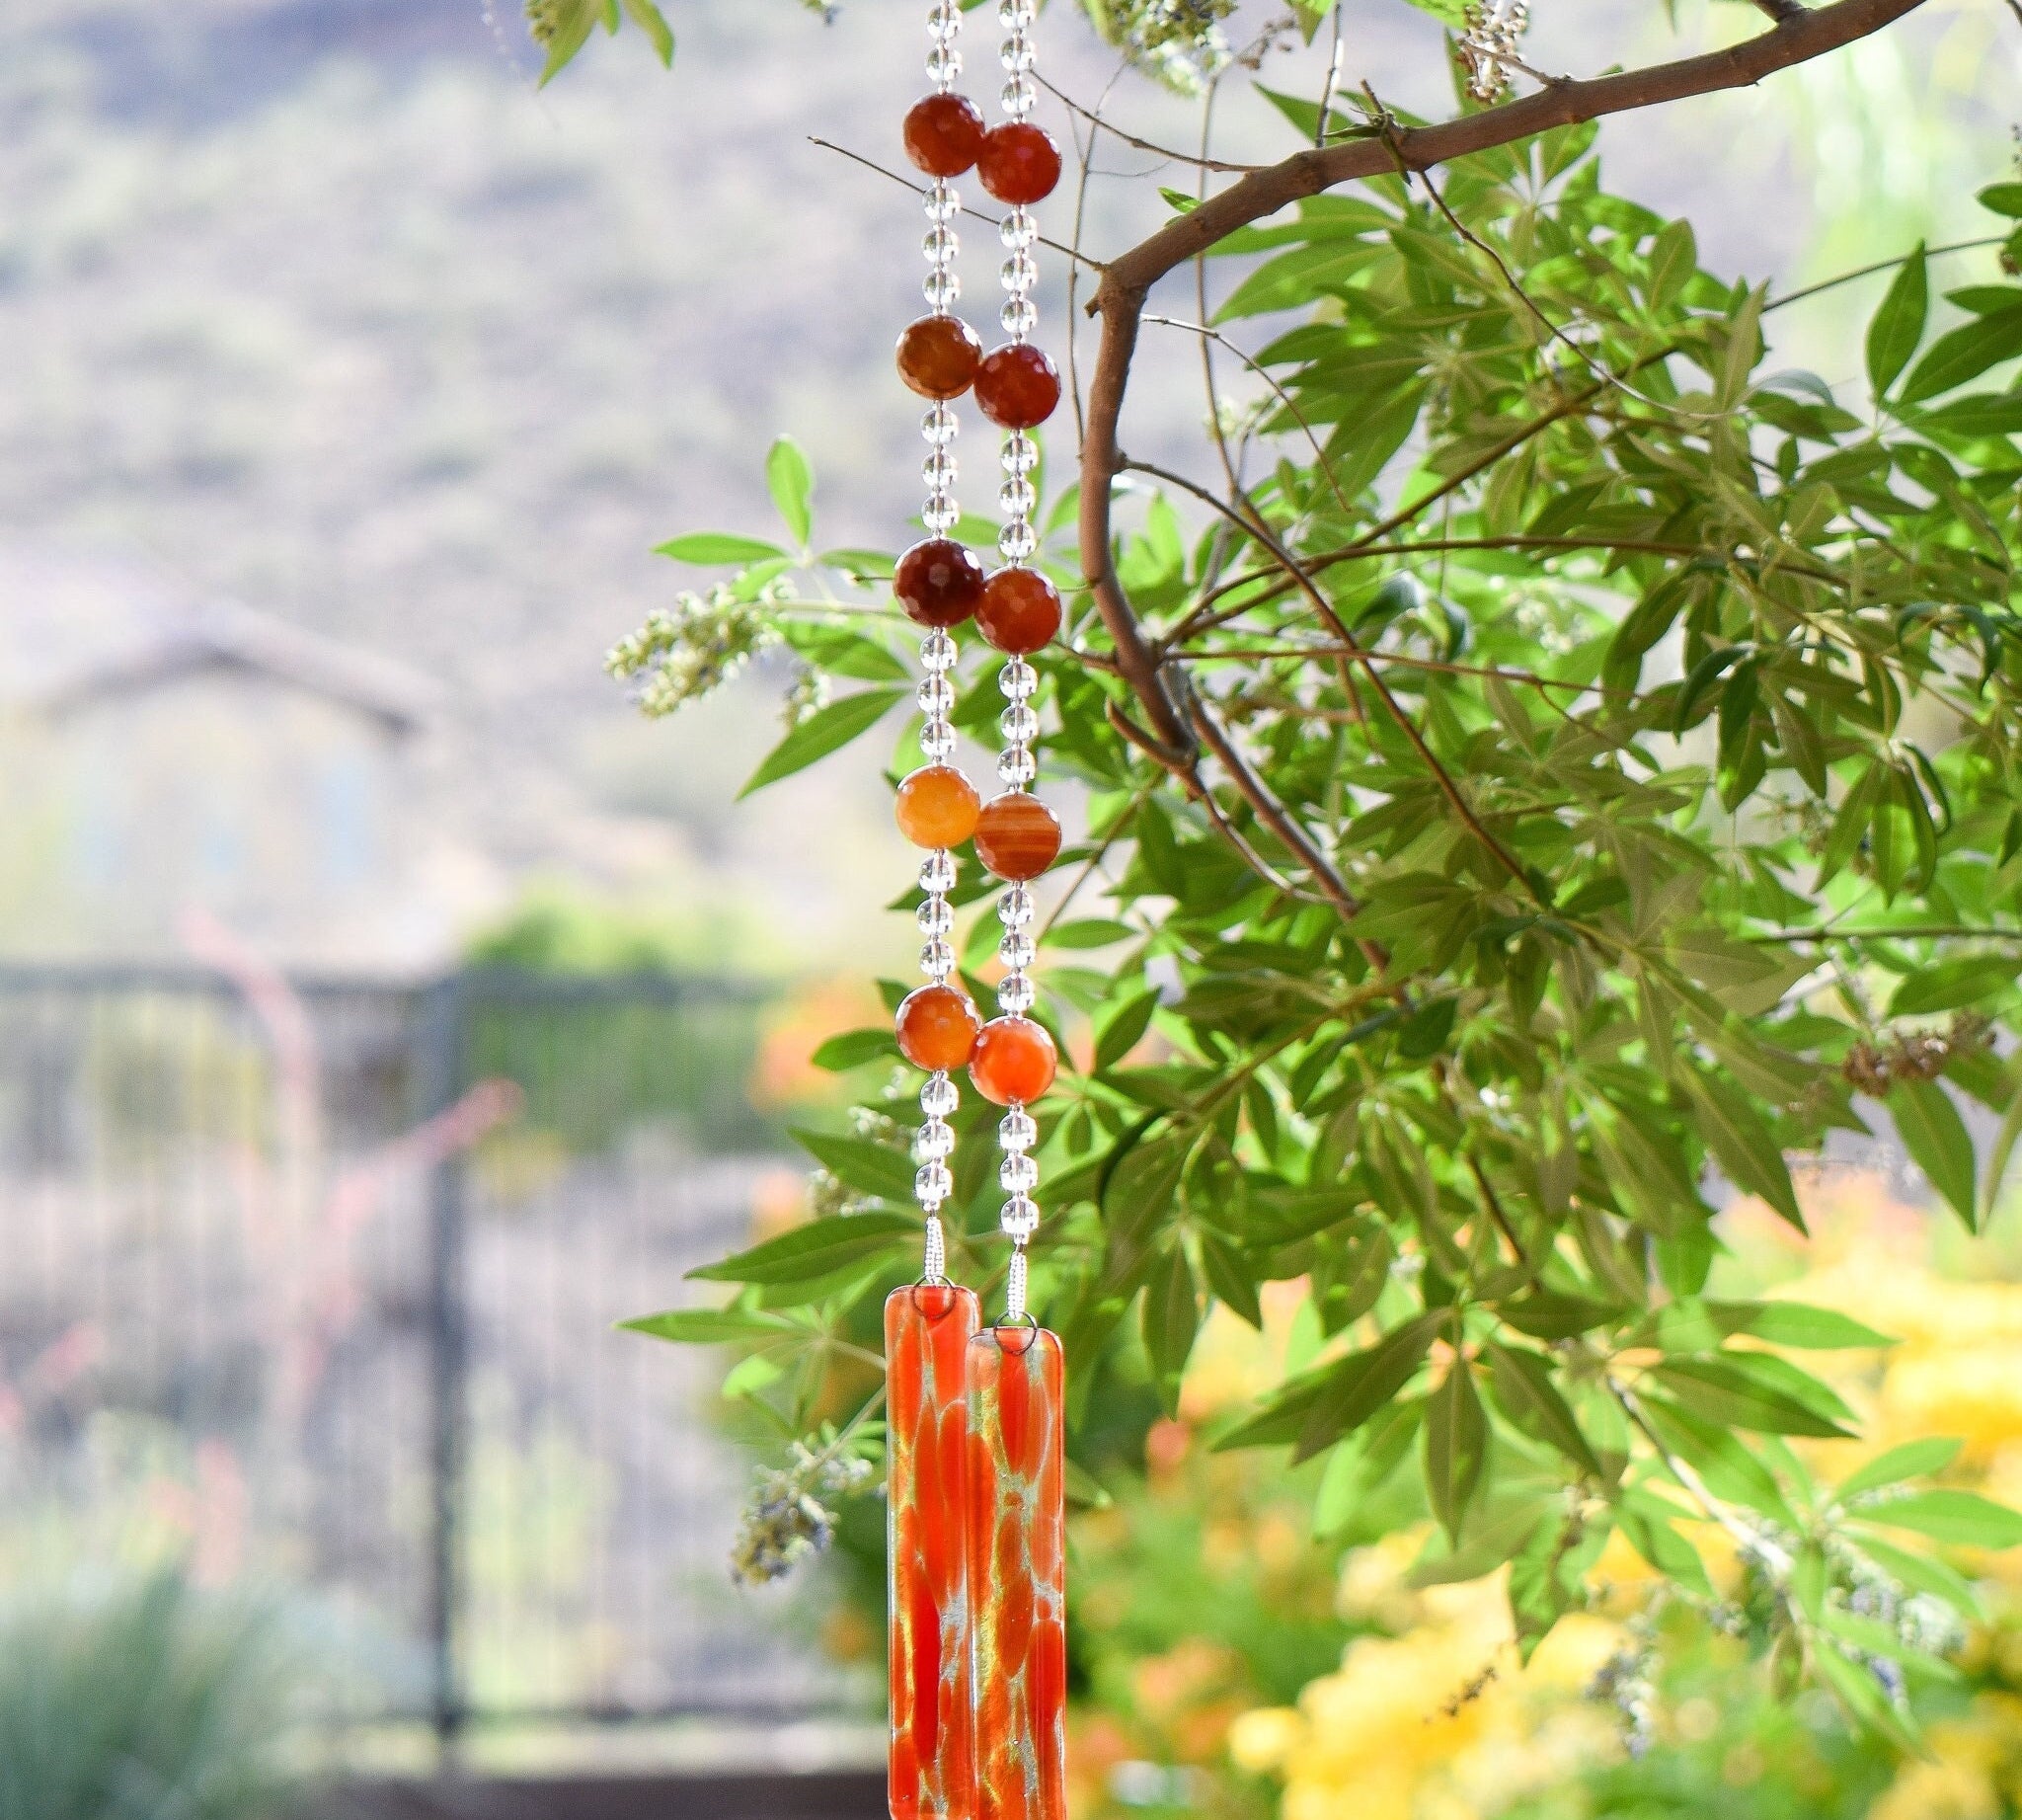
left=966, top=10, right=1069, bottom=1820
left=887, top=11, right=990, bottom=1820
left=969, top=0, right=1064, bottom=1320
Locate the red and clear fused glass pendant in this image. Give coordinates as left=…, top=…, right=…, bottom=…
left=888, top=1283, right=982, bottom=1820
left=967, top=1324, right=1067, bottom=1820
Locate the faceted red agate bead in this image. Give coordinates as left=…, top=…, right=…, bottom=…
left=896, top=315, right=982, bottom=401
left=977, top=568, right=1061, bottom=655
left=974, top=344, right=1060, bottom=430
left=895, top=538, right=985, bottom=628
left=973, top=794, right=1060, bottom=883
left=895, top=765, right=981, bottom=849
left=897, top=986, right=983, bottom=1072
left=902, top=92, right=986, bottom=178
left=976, top=121, right=1061, bottom=205
left=970, top=1015, right=1057, bottom=1106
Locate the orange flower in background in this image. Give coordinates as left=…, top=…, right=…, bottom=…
left=749, top=976, right=886, bottom=1110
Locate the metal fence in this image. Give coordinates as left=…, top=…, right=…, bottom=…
left=0, top=962, right=847, bottom=1747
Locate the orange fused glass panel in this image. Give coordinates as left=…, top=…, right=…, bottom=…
left=889, top=1284, right=982, bottom=1820
left=967, top=1326, right=1066, bottom=1820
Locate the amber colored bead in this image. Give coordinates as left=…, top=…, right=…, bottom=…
left=970, top=1016, right=1057, bottom=1106
left=976, top=121, right=1061, bottom=205
left=896, top=538, right=986, bottom=628
left=977, top=568, right=1061, bottom=655
left=897, top=986, right=983, bottom=1072
left=896, top=766, right=981, bottom=849
left=974, top=344, right=1060, bottom=430
left=897, top=315, right=982, bottom=401
left=973, top=794, right=1060, bottom=882
left=903, top=92, right=985, bottom=178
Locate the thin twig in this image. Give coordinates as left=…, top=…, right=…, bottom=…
left=808, top=137, right=1097, bottom=269
left=1035, top=72, right=1264, bottom=173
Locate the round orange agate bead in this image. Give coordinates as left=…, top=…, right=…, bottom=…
left=897, top=986, right=983, bottom=1072
left=897, top=315, right=982, bottom=401
left=973, top=793, right=1060, bottom=882
left=902, top=93, right=985, bottom=178
left=974, top=343, right=1060, bottom=429
left=895, top=765, right=981, bottom=848
left=977, top=568, right=1061, bottom=655
left=976, top=121, right=1061, bottom=205
left=970, top=1015, right=1056, bottom=1105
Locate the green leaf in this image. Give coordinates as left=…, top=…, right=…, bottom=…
left=654, top=532, right=785, bottom=564
left=1293, top=1317, right=1443, bottom=1462
left=1095, top=989, right=1160, bottom=1073
left=739, top=688, right=905, bottom=797
left=1639, top=1395, right=1798, bottom=1527
left=689, top=1211, right=920, bottom=1285
left=619, top=1307, right=797, bottom=1344
left=1898, top=310, right=2022, bottom=405
left=766, top=435, right=816, bottom=545
left=810, top=1028, right=899, bottom=1072
left=792, top=1127, right=916, bottom=1203
left=1679, top=1070, right=1803, bottom=1228
left=1615, top=1489, right=1712, bottom=1595
left=1484, top=1342, right=1602, bottom=1477
left=1143, top=1247, right=1203, bottom=1415
left=1865, top=242, right=1927, bottom=397
left=1425, top=1355, right=1489, bottom=1541
left=1856, top=1489, right=2022, bottom=1549
left=1049, top=919, right=1137, bottom=950
left=1888, top=956, right=2019, bottom=1017
left=620, top=0, right=674, bottom=65
left=1651, top=1356, right=1854, bottom=1438
left=1890, top=1077, right=1979, bottom=1227
left=1980, top=183, right=2022, bottom=218
left=1064, top=1460, right=1114, bottom=1511
left=1836, top=1438, right=1961, bottom=1504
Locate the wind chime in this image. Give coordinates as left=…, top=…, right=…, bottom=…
left=882, top=3, right=1067, bottom=1818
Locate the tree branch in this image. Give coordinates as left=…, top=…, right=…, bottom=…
left=1076, top=0, right=1931, bottom=770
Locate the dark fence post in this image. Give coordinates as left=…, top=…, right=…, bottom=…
left=418, top=973, right=470, bottom=1769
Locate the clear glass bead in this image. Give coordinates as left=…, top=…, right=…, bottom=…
left=999, top=476, right=1037, bottom=518
left=916, top=1161, right=954, bottom=1206
left=917, top=896, right=954, bottom=936
left=1001, top=74, right=1036, bottom=116
left=1000, top=1151, right=1039, bottom=1194
left=999, top=1107, right=1038, bottom=1149
left=997, top=885, right=1035, bottom=927
left=998, top=930, right=1036, bottom=970
left=916, top=1117, right=956, bottom=1161
left=998, top=745, right=1038, bottom=787
left=999, top=210, right=1037, bottom=251
left=920, top=849, right=958, bottom=894
left=924, top=498, right=961, bottom=533
left=917, top=674, right=955, bottom=717
left=999, top=659, right=1038, bottom=699
left=925, top=183, right=962, bottom=226
left=927, top=44, right=962, bottom=85
left=921, top=937, right=956, bottom=979
left=930, top=2, right=961, bottom=37
left=920, top=718, right=958, bottom=759
left=1000, top=37, right=1036, bottom=73
left=922, top=1072, right=960, bottom=1118
left=923, top=449, right=958, bottom=493
left=1000, top=1195, right=1040, bottom=1241
left=921, top=629, right=959, bottom=672
left=997, top=0, right=1035, bottom=28
left=998, top=521, right=1038, bottom=562
left=1001, top=253, right=1039, bottom=293
left=923, top=225, right=959, bottom=266
left=923, top=270, right=962, bottom=312
left=997, top=971, right=1036, bottom=1014
left=922, top=406, right=957, bottom=447
left=999, top=703, right=1039, bottom=745
left=1000, top=296, right=1037, bottom=339
left=1004, top=432, right=1038, bottom=473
